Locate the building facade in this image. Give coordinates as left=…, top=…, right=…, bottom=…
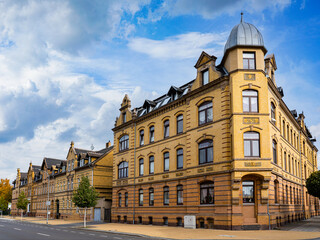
left=11, top=141, right=113, bottom=222
left=111, top=17, right=319, bottom=230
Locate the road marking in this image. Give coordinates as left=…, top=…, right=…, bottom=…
left=114, top=237, right=122, bottom=240
left=14, top=228, right=21, bottom=231
left=37, top=233, right=50, bottom=237
left=71, top=231, right=75, bottom=233
left=63, top=229, right=68, bottom=232
left=89, top=233, right=95, bottom=236
left=79, top=232, right=84, bottom=234
left=0, top=225, right=4, bottom=227
left=100, top=235, right=109, bottom=238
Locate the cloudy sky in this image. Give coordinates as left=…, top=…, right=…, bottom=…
left=0, top=0, right=319, bottom=182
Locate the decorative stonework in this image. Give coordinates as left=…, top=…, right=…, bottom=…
left=244, top=162, right=262, bottom=167
left=243, top=117, right=259, bottom=124
left=244, top=73, right=256, bottom=80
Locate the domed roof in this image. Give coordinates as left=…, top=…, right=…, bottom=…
left=224, top=14, right=265, bottom=53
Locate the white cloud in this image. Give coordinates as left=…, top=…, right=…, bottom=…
left=128, top=32, right=228, bottom=59
left=140, top=0, right=291, bottom=22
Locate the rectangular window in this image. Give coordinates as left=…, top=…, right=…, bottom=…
left=118, top=193, right=121, bottom=207
left=177, top=115, right=183, bottom=134
left=163, top=187, right=169, bottom=205
left=284, top=152, right=287, bottom=171
left=149, top=188, right=154, bottom=206
left=177, top=148, right=183, bottom=169
left=139, top=189, right=143, bottom=206
left=244, top=132, right=260, bottom=157
left=149, top=126, right=154, bottom=143
left=202, top=69, right=209, bottom=85
left=242, top=90, right=258, bottom=113
left=242, top=181, right=254, bottom=203
left=149, top=156, right=154, bottom=174
left=164, top=152, right=169, bottom=172
left=139, top=159, right=144, bottom=176
left=243, top=52, right=255, bottom=69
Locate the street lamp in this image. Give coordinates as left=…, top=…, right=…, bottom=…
left=41, top=170, right=50, bottom=225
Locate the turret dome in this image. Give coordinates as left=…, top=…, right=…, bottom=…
left=224, top=14, right=265, bottom=53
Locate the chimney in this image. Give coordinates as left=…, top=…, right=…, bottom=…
left=106, top=141, right=111, bottom=148
left=71, top=141, right=74, bottom=148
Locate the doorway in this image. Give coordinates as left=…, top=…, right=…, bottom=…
left=242, top=180, right=256, bottom=223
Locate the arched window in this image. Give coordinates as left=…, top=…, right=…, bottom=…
left=177, top=114, right=183, bottom=134
left=125, top=192, right=128, bottom=207
left=242, top=90, right=258, bottom=112
left=140, top=130, right=144, bottom=146
left=119, top=135, right=129, bottom=151
left=200, top=181, right=214, bottom=204
left=149, top=126, right=155, bottom=143
left=198, top=101, right=213, bottom=125
left=177, top=185, right=183, bottom=205
left=177, top=148, right=183, bottom=169
left=271, top=102, right=276, bottom=123
left=164, top=120, right=169, bottom=138
left=149, top=188, right=154, bottom=206
left=118, top=161, right=128, bottom=179
left=244, top=132, right=260, bottom=157
left=273, top=140, right=277, bottom=164
left=199, top=140, right=213, bottom=164
left=118, top=193, right=122, bottom=207
left=139, top=158, right=144, bottom=176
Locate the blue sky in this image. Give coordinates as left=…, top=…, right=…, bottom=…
left=0, top=0, right=319, bottom=182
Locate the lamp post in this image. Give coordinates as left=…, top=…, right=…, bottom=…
left=41, top=170, right=50, bottom=225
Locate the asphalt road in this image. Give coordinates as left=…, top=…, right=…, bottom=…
left=0, top=218, right=157, bottom=240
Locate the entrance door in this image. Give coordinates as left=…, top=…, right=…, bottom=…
left=242, top=181, right=256, bottom=223
left=104, top=209, right=111, bottom=222
left=94, top=208, right=101, bottom=222
left=56, top=200, right=60, bottom=219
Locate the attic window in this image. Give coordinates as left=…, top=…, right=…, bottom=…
left=123, top=112, right=126, bottom=123
left=202, top=69, right=209, bottom=85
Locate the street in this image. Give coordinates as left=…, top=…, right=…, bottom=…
left=0, top=218, right=156, bottom=240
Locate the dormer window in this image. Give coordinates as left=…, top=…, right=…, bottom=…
left=202, top=69, right=209, bottom=85
left=243, top=52, right=255, bottom=70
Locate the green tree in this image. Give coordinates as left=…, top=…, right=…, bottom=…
left=306, top=170, right=320, bottom=199
left=17, top=191, right=29, bottom=220
left=0, top=196, right=7, bottom=213
left=72, top=176, right=98, bottom=227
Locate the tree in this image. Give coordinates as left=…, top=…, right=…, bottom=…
left=306, top=170, right=320, bottom=199
left=0, top=179, right=12, bottom=209
left=72, top=176, right=98, bottom=227
left=17, top=191, right=29, bottom=220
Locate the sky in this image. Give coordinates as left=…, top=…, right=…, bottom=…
left=0, top=0, right=319, bottom=182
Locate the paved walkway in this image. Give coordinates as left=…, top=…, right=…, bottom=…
left=3, top=216, right=320, bottom=239
left=280, top=216, right=320, bottom=232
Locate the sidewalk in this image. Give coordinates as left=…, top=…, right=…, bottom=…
left=1, top=215, right=83, bottom=225
left=3, top=216, right=320, bottom=239
left=87, top=223, right=320, bottom=240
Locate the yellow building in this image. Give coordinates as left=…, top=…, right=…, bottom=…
left=111, top=16, right=319, bottom=230
left=11, top=141, right=113, bottom=222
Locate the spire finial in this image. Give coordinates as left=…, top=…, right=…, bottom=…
left=241, top=12, right=243, bottom=22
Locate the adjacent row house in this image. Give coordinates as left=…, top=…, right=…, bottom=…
left=11, top=141, right=113, bottom=222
